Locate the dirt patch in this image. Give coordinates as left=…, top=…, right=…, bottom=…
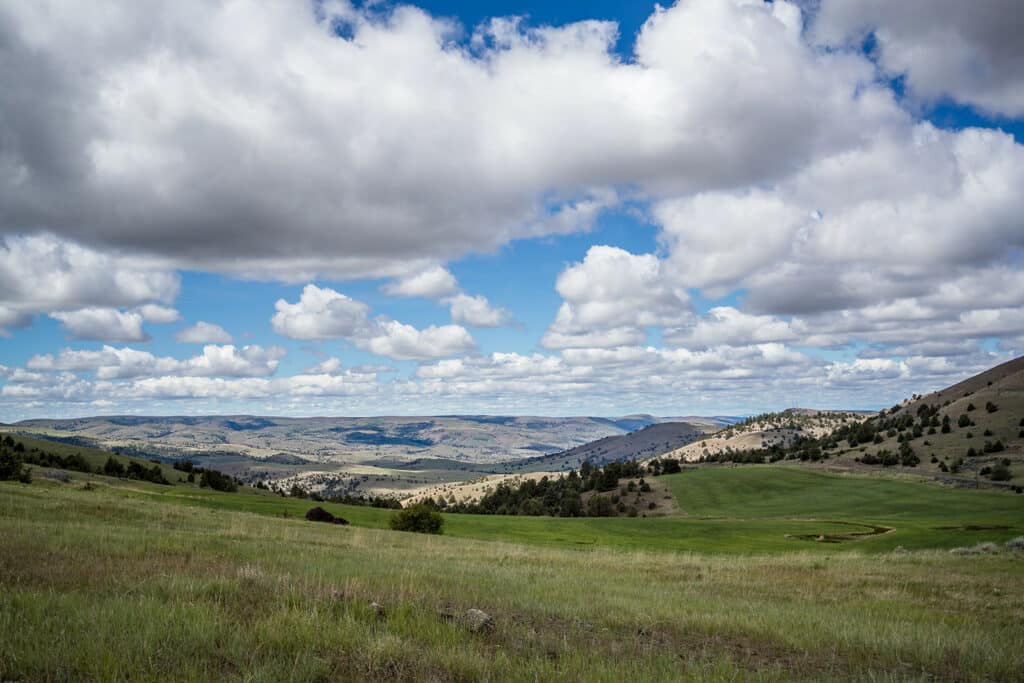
left=786, top=521, right=893, bottom=544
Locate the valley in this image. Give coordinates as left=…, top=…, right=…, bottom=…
left=4, top=414, right=723, bottom=498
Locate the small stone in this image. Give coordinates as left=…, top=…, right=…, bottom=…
left=464, top=608, right=494, bottom=633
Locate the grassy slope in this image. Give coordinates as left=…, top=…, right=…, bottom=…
left=3, top=479, right=1024, bottom=681
left=35, top=463, right=1024, bottom=555
left=90, top=474, right=857, bottom=554
left=787, top=358, right=1022, bottom=480
left=5, top=433, right=188, bottom=485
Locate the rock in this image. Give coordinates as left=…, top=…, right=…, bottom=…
left=305, top=506, right=350, bottom=525
left=464, top=608, right=494, bottom=633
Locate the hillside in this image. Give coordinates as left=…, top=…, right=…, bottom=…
left=505, top=421, right=708, bottom=473
left=675, top=356, right=1024, bottom=487
left=666, top=410, right=872, bottom=462
left=821, top=355, right=1024, bottom=482
left=1, top=433, right=188, bottom=486
left=400, top=421, right=707, bottom=505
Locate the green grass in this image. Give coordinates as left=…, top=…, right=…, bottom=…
left=664, top=466, right=1024, bottom=550
left=4, top=432, right=188, bottom=485
left=97, top=464, right=1024, bottom=554
left=665, top=466, right=1023, bottom=519
left=2, top=478, right=1023, bottom=681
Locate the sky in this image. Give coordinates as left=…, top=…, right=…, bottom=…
left=1, top=0, right=1023, bottom=420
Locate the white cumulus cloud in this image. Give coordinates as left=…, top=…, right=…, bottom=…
left=176, top=321, right=233, bottom=344
left=272, top=284, right=475, bottom=360
left=543, top=245, right=689, bottom=349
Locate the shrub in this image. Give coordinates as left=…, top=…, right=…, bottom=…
left=660, top=458, right=681, bottom=475
left=586, top=495, right=616, bottom=517
left=389, top=505, right=444, bottom=534
left=199, top=468, right=236, bottom=492
left=305, top=507, right=349, bottom=525
left=957, top=414, right=971, bottom=428
left=989, top=463, right=1012, bottom=482
left=103, top=457, right=126, bottom=478
left=985, top=402, right=998, bottom=413
left=0, top=449, right=29, bottom=481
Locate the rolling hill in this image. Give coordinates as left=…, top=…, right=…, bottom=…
left=506, top=421, right=709, bottom=472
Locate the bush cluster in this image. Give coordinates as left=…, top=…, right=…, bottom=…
left=389, top=504, right=444, bottom=534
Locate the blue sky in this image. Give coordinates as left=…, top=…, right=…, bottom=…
left=1, top=0, right=1022, bottom=420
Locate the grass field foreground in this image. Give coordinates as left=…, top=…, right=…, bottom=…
left=2, top=477, right=1024, bottom=681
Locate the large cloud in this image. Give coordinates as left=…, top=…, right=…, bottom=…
left=648, top=124, right=1024, bottom=350
left=811, top=0, right=1024, bottom=117
left=0, top=0, right=1022, bottom=419
left=0, top=0, right=895, bottom=278
left=0, top=234, right=179, bottom=334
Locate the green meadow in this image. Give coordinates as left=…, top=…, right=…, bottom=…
left=102, top=464, right=1024, bottom=553
left=2, top=465, right=1023, bottom=681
